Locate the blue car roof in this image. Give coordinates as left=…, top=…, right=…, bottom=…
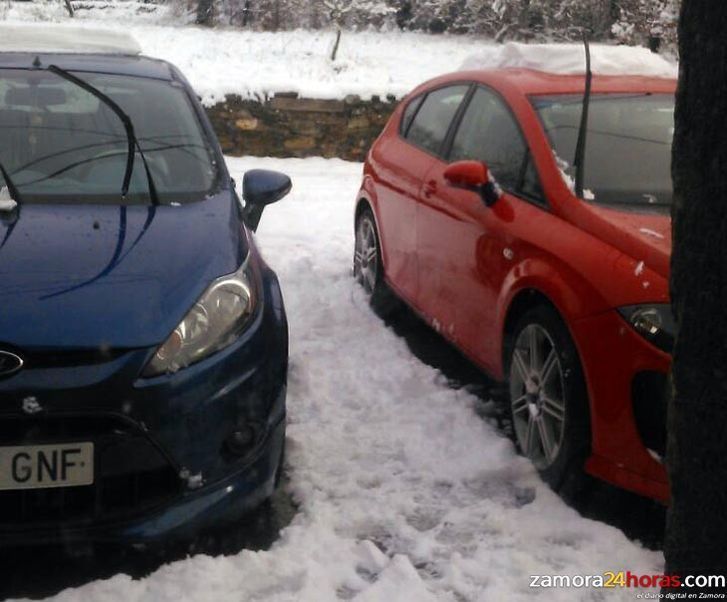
left=0, top=53, right=177, bottom=81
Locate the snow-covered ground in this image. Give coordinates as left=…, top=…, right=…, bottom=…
left=0, top=15, right=490, bottom=104
left=1, top=16, right=676, bottom=105
left=22, top=157, right=664, bottom=602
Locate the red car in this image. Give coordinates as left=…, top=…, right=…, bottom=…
left=353, top=67, right=675, bottom=501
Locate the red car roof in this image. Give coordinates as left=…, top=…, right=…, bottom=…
left=417, top=68, right=677, bottom=97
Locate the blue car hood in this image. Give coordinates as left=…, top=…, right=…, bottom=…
left=0, top=191, right=247, bottom=350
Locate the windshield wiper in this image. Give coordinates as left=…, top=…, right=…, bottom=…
left=0, top=159, right=22, bottom=207
left=46, top=64, right=160, bottom=206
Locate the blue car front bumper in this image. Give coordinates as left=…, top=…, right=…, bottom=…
left=0, top=264, right=288, bottom=547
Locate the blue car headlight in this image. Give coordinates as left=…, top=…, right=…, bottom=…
left=143, top=255, right=258, bottom=376
left=617, top=304, right=675, bottom=354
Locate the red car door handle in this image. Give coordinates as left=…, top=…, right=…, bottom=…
left=423, top=180, right=437, bottom=198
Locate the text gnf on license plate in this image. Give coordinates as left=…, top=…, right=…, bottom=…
left=0, top=442, right=94, bottom=490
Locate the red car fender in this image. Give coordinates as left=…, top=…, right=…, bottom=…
left=356, top=173, right=378, bottom=214
left=494, top=254, right=612, bottom=380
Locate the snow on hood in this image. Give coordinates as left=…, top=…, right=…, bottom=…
left=460, top=42, right=678, bottom=78
left=0, top=198, right=17, bottom=212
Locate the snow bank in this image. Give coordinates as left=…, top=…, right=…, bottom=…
left=0, top=19, right=491, bottom=104
left=461, top=42, right=678, bottom=78
left=129, top=27, right=489, bottom=105
left=34, top=157, right=664, bottom=602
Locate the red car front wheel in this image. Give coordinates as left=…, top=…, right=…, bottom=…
left=508, top=305, right=591, bottom=495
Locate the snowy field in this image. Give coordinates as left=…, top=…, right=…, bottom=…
left=2, top=12, right=676, bottom=106
left=0, top=14, right=490, bottom=104
left=20, top=157, right=664, bottom=602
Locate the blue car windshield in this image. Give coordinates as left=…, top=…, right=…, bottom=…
left=0, top=69, right=219, bottom=204
left=532, top=93, right=674, bottom=208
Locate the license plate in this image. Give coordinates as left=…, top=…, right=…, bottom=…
left=0, top=443, right=94, bottom=490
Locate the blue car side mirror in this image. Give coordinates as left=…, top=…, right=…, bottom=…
left=242, top=169, right=291, bottom=231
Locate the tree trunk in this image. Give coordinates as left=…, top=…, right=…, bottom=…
left=195, top=0, right=214, bottom=26
left=665, top=1, right=727, bottom=591
left=242, top=0, right=251, bottom=27
left=520, top=0, right=531, bottom=28
left=495, top=23, right=511, bottom=44
left=63, top=0, right=74, bottom=17
left=606, top=0, right=621, bottom=39
left=609, top=0, right=620, bottom=23
left=330, top=27, right=342, bottom=61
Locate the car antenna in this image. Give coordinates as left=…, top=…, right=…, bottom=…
left=573, top=31, right=592, bottom=199
left=46, top=64, right=160, bottom=206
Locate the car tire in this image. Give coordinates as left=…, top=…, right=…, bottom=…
left=353, top=207, right=399, bottom=317
left=506, top=305, right=591, bottom=496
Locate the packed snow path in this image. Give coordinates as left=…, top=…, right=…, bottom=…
left=32, top=157, right=662, bottom=602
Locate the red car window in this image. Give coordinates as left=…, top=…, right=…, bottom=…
left=449, top=86, right=528, bottom=192
left=400, top=94, right=424, bottom=136
left=405, top=85, right=468, bottom=156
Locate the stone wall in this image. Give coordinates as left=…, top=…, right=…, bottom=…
left=206, top=93, right=399, bottom=162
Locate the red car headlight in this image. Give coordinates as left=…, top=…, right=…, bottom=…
left=618, top=304, right=675, bottom=354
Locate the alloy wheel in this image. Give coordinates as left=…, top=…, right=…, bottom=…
left=354, top=215, right=378, bottom=294
left=509, top=324, right=567, bottom=470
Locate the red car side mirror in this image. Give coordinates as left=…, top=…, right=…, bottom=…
left=444, top=160, right=489, bottom=189
left=443, top=160, right=502, bottom=207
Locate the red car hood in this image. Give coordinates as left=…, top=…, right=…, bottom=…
left=578, top=204, right=672, bottom=279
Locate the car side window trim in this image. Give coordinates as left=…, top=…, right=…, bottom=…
left=441, top=84, right=476, bottom=159
left=399, top=93, right=425, bottom=138
left=518, top=152, right=547, bottom=207
left=398, top=81, right=474, bottom=160
left=443, top=83, right=548, bottom=209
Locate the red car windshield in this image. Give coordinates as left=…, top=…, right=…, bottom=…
left=532, top=93, right=674, bottom=208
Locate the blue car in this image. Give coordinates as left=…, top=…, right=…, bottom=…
left=0, top=27, right=290, bottom=547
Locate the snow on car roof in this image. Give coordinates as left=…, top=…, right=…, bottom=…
left=0, top=23, right=141, bottom=56
left=461, top=42, right=678, bottom=79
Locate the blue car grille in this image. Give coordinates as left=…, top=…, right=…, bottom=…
left=0, top=415, right=182, bottom=527
left=21, top=348, right=130, bottom=369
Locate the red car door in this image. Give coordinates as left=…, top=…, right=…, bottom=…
left=370, top=96, right=429, bottom=302
left=376, top=85, right=469, bottom=305
left=373, top=84, right=470, bottom=314
left=418, top=159, right=503, bottom=358
left=417, top=85, right=547, bottom=373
